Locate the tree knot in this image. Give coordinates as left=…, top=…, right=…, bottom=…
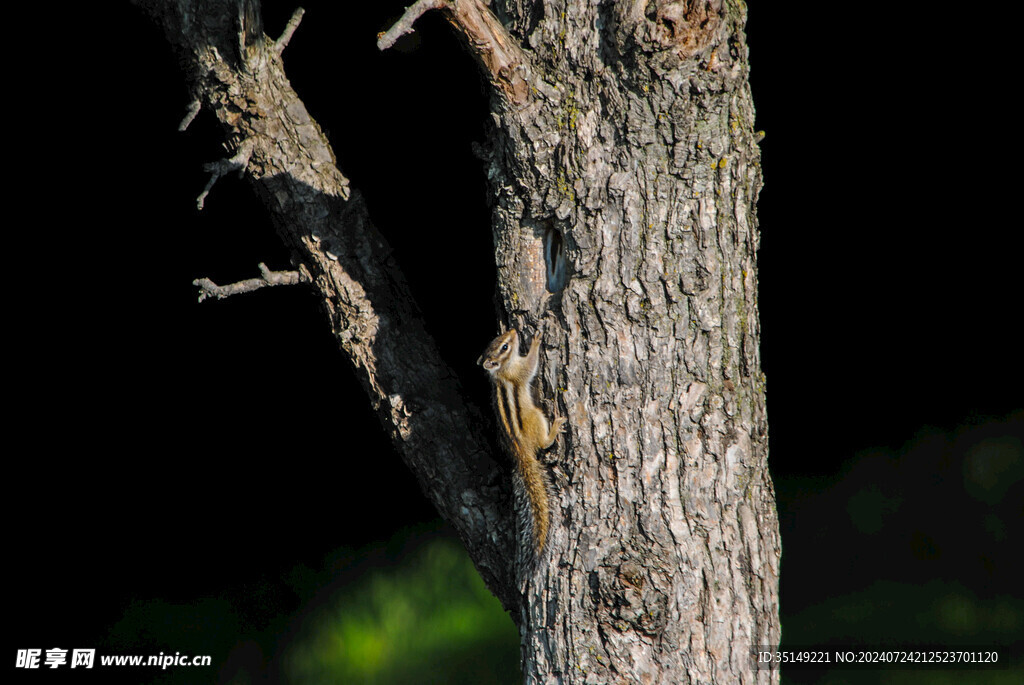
left=590, top=552, right=669, bottom=637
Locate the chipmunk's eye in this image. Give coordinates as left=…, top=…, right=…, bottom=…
left=501, top=344, right=508, bottom=352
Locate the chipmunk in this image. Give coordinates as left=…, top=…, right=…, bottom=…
left=478, top=328, right=566, bottom=578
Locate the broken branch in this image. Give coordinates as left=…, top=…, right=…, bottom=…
left=193, top=262, right=310, bottom=302
left=377, top=0, right=447, bottom=51
left=275, top=7, right=305, bottom=54
left=196, top=141, right=253, bottom=210
left=178, top=98, right=201, bottom=132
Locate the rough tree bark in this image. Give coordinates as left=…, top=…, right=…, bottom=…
left=133, top=0, right=780, bottom=682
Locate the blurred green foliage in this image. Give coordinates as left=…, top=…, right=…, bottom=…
left=283, top=536, right=519, bottom=685
left=104, top=415, right=1020, bottom=684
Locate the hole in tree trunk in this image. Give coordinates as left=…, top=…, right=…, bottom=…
left=544, top=227, right=568, bottom=293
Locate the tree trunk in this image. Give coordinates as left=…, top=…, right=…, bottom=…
left=133, top=0, right=780, bottom=682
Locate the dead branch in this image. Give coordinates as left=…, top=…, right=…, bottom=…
left=193, top=263, right=310, bottom=302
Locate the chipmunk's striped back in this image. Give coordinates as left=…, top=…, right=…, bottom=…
left=478, top=329, right=565, bottom=578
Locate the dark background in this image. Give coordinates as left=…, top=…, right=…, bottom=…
left=9, top=2, right=1021, bottom=682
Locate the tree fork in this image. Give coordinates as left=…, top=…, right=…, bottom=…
left=135, top=0, right=780, bottom=682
